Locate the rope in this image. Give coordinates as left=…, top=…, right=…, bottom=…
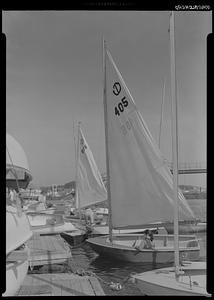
left=72, top=266, right=139, bottom=291
left=72, top=267, right=125, bottom=291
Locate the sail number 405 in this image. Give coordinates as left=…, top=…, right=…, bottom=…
left=115, top=97, right=129, bottom=116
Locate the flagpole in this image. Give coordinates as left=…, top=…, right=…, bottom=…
left=169, top=11, right=180, bottom=280
left=102, top=38, right=113, bottom=243
left=158, top=77, right=165, bottom=149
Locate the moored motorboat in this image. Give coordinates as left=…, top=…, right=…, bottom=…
left=6, top=206, right=33, bottom=255
left=4, top=208, right=33, bottom=296
left=28, top=214, right=79, bottom=235
left=5, top=133, right=33, bottom=296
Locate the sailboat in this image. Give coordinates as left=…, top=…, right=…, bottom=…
left=62, top=122, right=108, bottom=242
left=131, top=12, right=210, bottom=296
left=86, top=38, right=200, bottom=264
left=65, top=123, right=159, bottom=237
left=5, top=133, right=33, bottom=296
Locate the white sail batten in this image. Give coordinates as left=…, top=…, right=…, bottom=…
left=105, top=49, right=195, bottom=229
left=77, top=125, right=107, bottom=209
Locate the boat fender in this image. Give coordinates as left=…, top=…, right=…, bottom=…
left=109, top=282, right=122, bottom=291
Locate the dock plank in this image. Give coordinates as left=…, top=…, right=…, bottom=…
left=88, top=276, right=106, bottom=295
left=18, top=285, right=52, bottom=296
left=16, top=273, right=105, bottom=296
left=50, top=285, right=62, bottom=296
left=80, top=277, right=95, bottom=295
left=60, top=279, right=76, bottom=296
left=27, top=234, right=71, bottom=266
left=71, top=277, right=83, bottom=295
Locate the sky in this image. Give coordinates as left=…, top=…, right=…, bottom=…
left=4, top=10, right=211, bottom=187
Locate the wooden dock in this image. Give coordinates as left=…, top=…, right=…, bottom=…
left=15, top=233, right=105, bottom=295
left=27, top=234, right=72, bottom=267
left=16, top=273, right=105, bottom=296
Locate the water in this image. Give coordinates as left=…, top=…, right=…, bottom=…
left=30, top=199, right=207, bottom=295
left=186, top=198, right=207, bottom=222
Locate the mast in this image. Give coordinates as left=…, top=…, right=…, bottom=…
left=102, top=38, right=113, bottom=243
left=158, top=77, right=166, bottom=149
left=73, top=120, right=77, bottom=208
left=169, top=11, right=180, bottom=280
left=74, top=121, right=82, bottom=220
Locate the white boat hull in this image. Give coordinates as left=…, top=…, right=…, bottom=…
left=31, top=221, right=78, bottom=235
left=87, top=234, right=200, bottom=263
left=3, top=257, right=28, bottom=296
left=6, top=206, right=32, bottom=254
left=27, top=213, right=63, bottom=226
left=132, top=261, right=210, bottom=296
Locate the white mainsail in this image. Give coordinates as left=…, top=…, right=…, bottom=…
left=76, top=124, right=107, bottom=209
left=104, top=47, right=195, bottom=229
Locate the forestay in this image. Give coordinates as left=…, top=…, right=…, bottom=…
left=105, top=49, right=195, bottom=229
left=76, top=126, right=107, bottom=208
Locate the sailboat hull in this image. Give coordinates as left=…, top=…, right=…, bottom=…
left=87, top=234, right=200, bottom=264
left=132, top=261, right=210, bottom=296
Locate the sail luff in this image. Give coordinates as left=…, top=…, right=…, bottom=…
left=169, top=11, right=180, bottom=279
left=103, top=39, right=113, bottom=242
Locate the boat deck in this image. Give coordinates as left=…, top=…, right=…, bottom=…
left=16, top=273, right=105, bottom=296
left=132, top=262, right=209, bottom=296
left=27, top=233, right=72, bottom=267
